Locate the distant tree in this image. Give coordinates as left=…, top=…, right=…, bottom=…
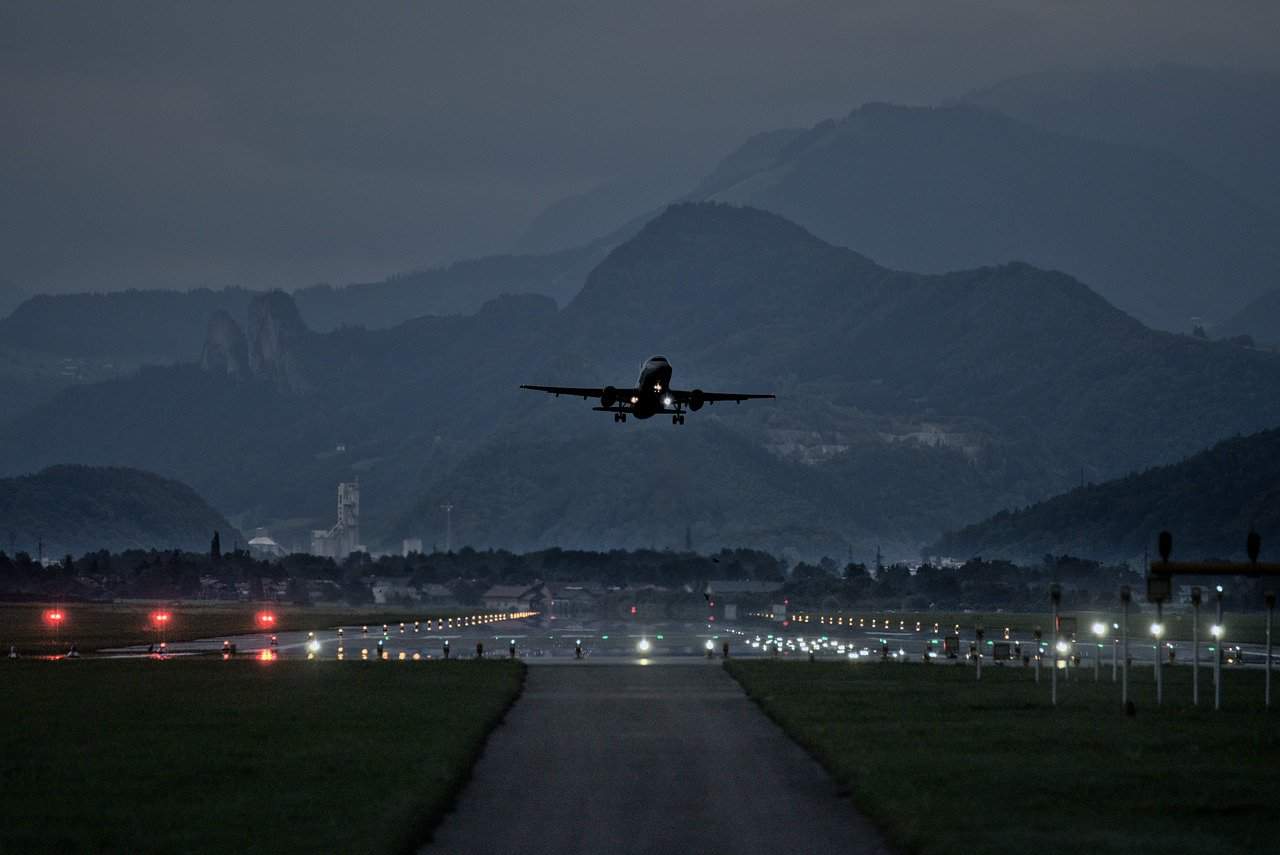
left=1192, top=325, right=1208, bottom=339
left=63, top=554, right=75, bottom=574
left=211, top=530, right=221, bottom=561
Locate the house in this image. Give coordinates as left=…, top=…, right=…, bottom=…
left=482, top=583, right=547, bottom=612
left=547, top=583, right=603, bottom=619
left=371, top=576, right=421, bottom=605
left=420, top=583, right=456, bottom=605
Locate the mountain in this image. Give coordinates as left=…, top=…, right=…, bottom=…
left=6, top=204, right=1280, bottom=558
left=0, top=288, right=257, bottom=364
left=291, top=242, right=607, bottom=330
left=0, top=280, right=28, bottom=319
left=0, top=246, right=604, bottom=427
left=0, top=465, right=239, bottom=557
left=0, top=245, right=603, bottom=364
left=931, top=428, right=1280, bottom=564
left=515, top=170, right=701, bottom=256
left=1214, top=289, right=1280, bottom=347
left=690, top=103, right=1280, bottom=331
left=959, top=65, right=1280, bottom=214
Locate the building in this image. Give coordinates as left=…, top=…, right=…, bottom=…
left=247, top=530, right=287, bottom=560
left=482, top=583, right=548, bottom=612
left=311, top=480, right=362, bottom=559
left=402, top=538, right=424, bottom=557
left=371, top=576, right=420, bottom=605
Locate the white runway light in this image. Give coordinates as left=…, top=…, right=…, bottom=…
left=637, top=638, right=652, bottom=653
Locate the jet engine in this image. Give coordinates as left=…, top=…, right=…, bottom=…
left=689, top=389, right=705, bottom=411
left=601, top=386, right=618, bottom=408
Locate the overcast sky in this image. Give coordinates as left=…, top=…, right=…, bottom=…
left=4, top=1, right=1278, bottom=294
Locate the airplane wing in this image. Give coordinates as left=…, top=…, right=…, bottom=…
left=670, top=389, right=775, bottom=405
left=520, top=384, right=606, bottom=399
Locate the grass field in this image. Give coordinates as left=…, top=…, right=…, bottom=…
left=786, top=608, right=1275, bottom=644
left=0, top=602, right=488, bottom=653
left=727, top=660, right=1279, bottom=855
left=1, top=659, right=523, bottom=854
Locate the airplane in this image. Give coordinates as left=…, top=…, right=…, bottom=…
left=520, top=355, right=774, bottom=424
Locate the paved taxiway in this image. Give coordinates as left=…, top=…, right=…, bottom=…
left=420, top=664, right=891, bottom=855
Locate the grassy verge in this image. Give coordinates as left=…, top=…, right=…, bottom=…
left=1, top=659, right=523, bottom=854
left=727, top=660, right=1279, bottom=855
left=0, top=602, right=490, bottom=653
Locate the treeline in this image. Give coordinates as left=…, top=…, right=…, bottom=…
left=4, top=546, right=1270, bottom=612
left=0, top=546, right=786, bottom=603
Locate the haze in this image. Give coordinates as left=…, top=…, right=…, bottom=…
left=5, top=0, right=1279, bottom=294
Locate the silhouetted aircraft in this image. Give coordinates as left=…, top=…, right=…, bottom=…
left=521, top=356, right=774, bottom=424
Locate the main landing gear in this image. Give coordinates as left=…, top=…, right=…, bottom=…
left=672, top=414, right=685, bottom=425
left=613, top=412, right=627, bottom=423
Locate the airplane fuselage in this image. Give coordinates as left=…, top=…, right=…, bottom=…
left=629, top=356, right=673, bottom=419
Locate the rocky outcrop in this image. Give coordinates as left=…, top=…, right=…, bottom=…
left=199, top=310, right=249, bottom=376
left=246, top=291, right=311, bottom=394
left=199, top=291, right=311, bottom=393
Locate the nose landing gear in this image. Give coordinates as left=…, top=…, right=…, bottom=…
left=613, top=412, right=627, bottom=423
left=672, top=414, right=685, bottom=425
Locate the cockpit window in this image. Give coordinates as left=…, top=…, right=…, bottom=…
left=650, top=356, right=668, bottom=362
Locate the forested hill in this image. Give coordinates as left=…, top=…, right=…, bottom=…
left=931, top=429, right=1280, bottom=564
left=0, top=465, right=238, bottom=557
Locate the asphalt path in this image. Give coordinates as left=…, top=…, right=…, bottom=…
left=419, top=664, right=892, bottom=855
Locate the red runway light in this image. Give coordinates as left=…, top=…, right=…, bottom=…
left=256, top=611, right=276, bottom=627
left=151, top=611, right=172, bottom=626
left=43, top=609, right=65, bottom=625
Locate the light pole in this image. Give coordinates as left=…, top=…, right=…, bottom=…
left=1033, top=627, right=1042, bottom=684
left=975, top=625, right=984, bottom=681
left=1111, top=623, right=1119, bottom=682
left=1266, top=591, right=1275, bottom=710
left=1120, top=586, right=1131, bottom=710
left=1050, top=584, right=1061, bottom=707
left=1214, top=585, right=1223, bottom=711
left=1151, top=619, right=1164, bottom=706
left=1092, top=621, right=1106, bottom=681
left=1191, top=587, right=1201, bottom=706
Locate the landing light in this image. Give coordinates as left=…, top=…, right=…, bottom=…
left=1211, top=624, right=1224, bottom=639
left=1055, top=640, right=1070, bottom=654
left=1092, top=622, right=1107, bottom=638
left=705, top=639, right=714, bottom=651
left=1150, top=623, right=1164, bottom=638
left=663, top=396, right=673, bottom=407
left=637, top=638, right=652, bottom=653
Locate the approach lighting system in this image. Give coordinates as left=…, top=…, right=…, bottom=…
left=256, top=611, right=276, bottom=628
left=43, top=609, right=65, bottom=626
left=150, top=611, right=172, bottom=627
